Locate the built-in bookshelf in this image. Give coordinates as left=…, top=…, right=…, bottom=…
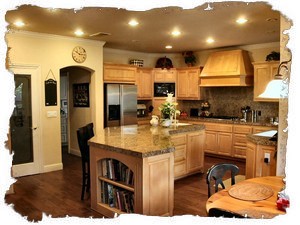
left=98, top=158, right=135, bottom=213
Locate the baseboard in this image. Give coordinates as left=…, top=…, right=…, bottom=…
left=69, top=147, right=81, bottom=157
left=43, top=162, right=63, bottom=173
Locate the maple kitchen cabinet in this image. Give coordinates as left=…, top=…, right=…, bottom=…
left=152, top=68, right=177, bottom=82
left=176, top=67, right=202, bottom=100
left=253, top=61, right=280, bottom=102
left=232, top=124, right=252, bottom=158
left=204, top=122, right=233, bottom=157
left=246, top=130, right=277, bottom=179
left=171, top=130, right=205, bottom=179
left=136, top=67, right=153, bottom=99
left=103, top=63, right=137, bottom=83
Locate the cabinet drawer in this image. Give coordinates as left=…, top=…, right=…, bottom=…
left=233, top=133, right=247, bottom=146
left=233, top=146, right=246, bottom=158
left=174, top=161, right=186, bottom=178
left=233, top=125, right=252, bottom=134
left=174, top=145, right=186, bottom=162
left=252, top=126, right=276, bottom=134
left=205, top=123, right=232, bottom=132
left=171, top=135, right=186, bottom=146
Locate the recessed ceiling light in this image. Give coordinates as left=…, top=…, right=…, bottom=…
left=165, top=45, right=172, bottom=49
left=236, top=17, right=248, bottom=24
left=171, top=30, right=181, bottom=36
left=74, top=29, right=84, bottom=36
left=13, top=20, right=25, bottom=27
left=206, top=38, right=215, bottom=44
left=128, top=19, right=139, bottom=26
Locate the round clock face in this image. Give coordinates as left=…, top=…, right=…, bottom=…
left=72, top=46, right=87, bottom=63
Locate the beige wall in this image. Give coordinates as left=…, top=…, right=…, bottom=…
left=6, top=31, right=104, bottom=173
left=104, top=42, right=280, bottom=68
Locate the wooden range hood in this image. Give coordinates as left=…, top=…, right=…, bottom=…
left=199, top=49, right=254, bottom=87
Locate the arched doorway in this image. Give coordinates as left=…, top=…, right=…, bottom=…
left=59, top=66, right=94, bottom=158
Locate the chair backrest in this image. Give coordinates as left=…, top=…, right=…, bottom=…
left=206, top=163, right=239, bottom=198
left=77, top=123, right=94, bottom=162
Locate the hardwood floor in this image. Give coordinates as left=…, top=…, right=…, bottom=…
left=5, top=148, right=245, bottom=222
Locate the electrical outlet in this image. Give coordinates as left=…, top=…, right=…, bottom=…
left=264, top=153, right=270, bottom=163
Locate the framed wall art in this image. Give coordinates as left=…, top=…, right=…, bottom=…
left=73, top=83, right=90, bottom=107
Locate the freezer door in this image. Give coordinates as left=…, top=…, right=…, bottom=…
left=120, top=85, right=137, bottom=125
left=105, top=84, right=121, bottom=127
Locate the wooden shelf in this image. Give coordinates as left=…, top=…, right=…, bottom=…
left=98, top=176, right=134, bottom=192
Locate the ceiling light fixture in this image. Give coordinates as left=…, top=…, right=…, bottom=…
left=128, top=19, right=139, bottom=26
left=14, top=20, right=25, bottom=27
left=236, top=17, right=248, bottom=24
left=259, top=59, right=291, bottom=99
left=171, top=30, right=181, bottom=36
left=74, top=29, right=84, bottom=36
left=206, top=38, right=215, bottom=44
left=165, top=45, right=172, bottom=49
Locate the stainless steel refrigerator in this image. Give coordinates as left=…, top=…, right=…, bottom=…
left=104, top=84, right=137, bottom=127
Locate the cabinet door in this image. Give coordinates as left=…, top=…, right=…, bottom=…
left=153, top=69, right=176, bottom=82
left=187, top=69, right=200, bottom=99
left=217, top=132, right=232, bottom=156
left=104, top=64, right=137, bottom=83
left=246, top=142, right=256, bottom=179
left=136, top=68, right=152, bottom=99
left=255, top=145, right=276, bottom=177
left=186, top=131, right=204, bottom=173
left=177, top=70, right=188, bottom=98
left=174, top=145, right=187, bottom=178
left=204, top=131, right=218, bottom=154
left=253, top=62, right=279, bottom=102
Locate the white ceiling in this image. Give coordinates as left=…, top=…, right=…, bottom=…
left=5, top=2, right=281, bottom=53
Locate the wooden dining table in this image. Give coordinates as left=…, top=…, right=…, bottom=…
left=206, top=176, right=287, bottom=219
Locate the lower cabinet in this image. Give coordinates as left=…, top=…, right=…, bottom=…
left=90, top=145, right=174, bottom=217
left=232, top=125, right=252, bottom=158
left=171, top=130, right=205, bottom=180
left=204, top=123, right=233, bottom=157
left=246, top=141, right=276, bottom=179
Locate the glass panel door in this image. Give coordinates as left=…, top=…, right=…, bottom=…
left=10, top=75, right=33, bottom=165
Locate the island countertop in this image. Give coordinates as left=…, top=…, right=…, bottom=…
left=88, top=124, right=205, bottom=158
left=246, top=130, right=277, bottom=146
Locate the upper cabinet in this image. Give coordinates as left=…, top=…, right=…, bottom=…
left=103, top=63, right=137, bottom=83
left=177, top=67, right=202, bottom=100
left=136, top=67, right=153, bottom=99
left=253, top=61, right=279, bottom=102
left=153, top=68, right=177, bottom=82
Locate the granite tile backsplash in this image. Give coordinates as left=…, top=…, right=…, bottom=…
left=178, top=86, right=279, bottom=123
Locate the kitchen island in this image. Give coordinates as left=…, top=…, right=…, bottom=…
left=89, top=124, right=205, bottom=218
left=246, top=130, right=277, bottom=179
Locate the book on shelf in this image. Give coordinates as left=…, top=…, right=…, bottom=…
left=101, top=158, right=134, bottom=185
left=100, top=181, right=134, bottom=213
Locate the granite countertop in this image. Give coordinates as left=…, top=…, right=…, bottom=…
left=89, top=124, right=205, bottom=158
left=138, top=116, right=278, bottom=127
left=246, top=130, right=277, bottom=146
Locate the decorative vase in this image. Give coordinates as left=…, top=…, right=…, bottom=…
left=150, top=115, right=159, bottom=126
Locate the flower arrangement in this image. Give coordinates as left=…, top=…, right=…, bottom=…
left=182, top=51, right=196, bottom=66
left=159, top=93, right=180, bottom=119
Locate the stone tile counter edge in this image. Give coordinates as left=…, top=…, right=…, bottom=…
left=88, top=124, right=205, bottom=158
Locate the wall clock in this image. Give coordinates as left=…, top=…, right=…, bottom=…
left=72, top=46, right=87, bottom=63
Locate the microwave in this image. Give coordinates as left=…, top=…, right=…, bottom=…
left=153, top=83, right=175, bottom=97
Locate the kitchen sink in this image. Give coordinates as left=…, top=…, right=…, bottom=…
left=175, top=122, right=191, bottom=126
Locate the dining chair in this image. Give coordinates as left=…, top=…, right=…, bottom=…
left=208, top=207, right=247, bottom=218
left=206, top=163, right=240, bottom=198
left=77, top=123, right=94, bottom=200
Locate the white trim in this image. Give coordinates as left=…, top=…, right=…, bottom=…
left=69, top=147, right=81, bottom=157
left=10, top=64, right=43, bottom=177
left=43, top=163, right=63, bottom=173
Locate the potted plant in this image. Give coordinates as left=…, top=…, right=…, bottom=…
left=182, top=51, right=196, bottom=66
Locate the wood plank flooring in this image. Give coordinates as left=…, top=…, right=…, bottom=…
left=5, top=149, right=245, bottom=222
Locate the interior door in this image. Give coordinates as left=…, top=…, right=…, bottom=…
left=9, top=65, right=41, bottom=177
